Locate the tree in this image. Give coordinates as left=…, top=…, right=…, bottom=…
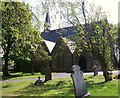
left=30, top=0, right=57, bottom=81
left=0, top=2, right=28, bottom=76
left=108, top=24, right=118, bottom=68
left=30, top=42, right=51, bottom=75
left=58, top=0, right=113, bottom=81
left=1, top=1, right=50, bottom=76
left=30, top=0, right=116, bottom=81
left=76, top=1, right=113, bottom=82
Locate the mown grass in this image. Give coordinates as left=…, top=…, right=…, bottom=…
left=2, top=74, right=119, bottom=97
left=85, top=75, right=119, bottom=96
left=1, top=71, right=44, bottom=81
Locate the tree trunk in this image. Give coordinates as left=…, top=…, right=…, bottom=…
left=31, top=59, right=35, bottom=75
left=31, top=64, right=35, bottom=75
left=44, top=65, right=52, bottom=82
left=3, top=54, right=9, bottom=76
left=101, top=66, right=112, bottom=82
left=118, top=59, right=120, bottom=68
left=100, top=60, right=112, bottom=82
left=112, top=54, right=119, bottom=68
left=14, top=61, right=19, bottom=72
left=3, top=35, right=12, bottom=76
left=3, top=48, right=10, bottom=76
left=45, top=71, right=51, bottom=82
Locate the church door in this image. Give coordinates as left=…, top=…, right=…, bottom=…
left=79, top=56, right=87, bottom=70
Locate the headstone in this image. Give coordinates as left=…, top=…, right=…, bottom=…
left=34, top=76, right=44, bottom=86
left=71, top=65, right=90, bottom=98
left=93, top=59, right=98, bottom=76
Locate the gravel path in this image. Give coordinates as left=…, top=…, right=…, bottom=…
left=2, top=70, right=119, bottom=83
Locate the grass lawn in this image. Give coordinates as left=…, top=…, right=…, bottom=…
left=2, top=74, right=119, bottom=97
left=1, top=71, right=44, bottom=81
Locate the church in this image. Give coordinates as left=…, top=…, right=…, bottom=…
left=41, top=12, right=101, bottom=73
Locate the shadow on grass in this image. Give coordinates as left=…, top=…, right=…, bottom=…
left=85, top=76, right=107, bottom=91
left=2, top=72, right=39, bottom=80
left=86, top=80, right=106, bottom=89
left=2, top=74, right=23, bottom=80
left=2, top=84, right=12, bottom=88
left=15, top=80, right=74, bottom=96
left=14, top=77, right=108, bottom=96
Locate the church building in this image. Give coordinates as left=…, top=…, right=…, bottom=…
left=41, top=12, right=101, bottom=73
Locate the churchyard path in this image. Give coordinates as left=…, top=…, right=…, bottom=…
left=2, top=70, right=119, bottom=83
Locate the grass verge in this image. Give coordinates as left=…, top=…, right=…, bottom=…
left=1, top=72, right=44, bottom=81
left=2, top=74, right=119, bottom=97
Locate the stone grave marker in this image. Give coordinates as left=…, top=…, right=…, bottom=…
left=71, top=65, right=90, bottom=98
left=93, top=58, right=98, bottom=76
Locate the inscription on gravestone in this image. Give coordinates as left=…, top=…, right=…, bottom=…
left=71, top=65, right=90, bottom=98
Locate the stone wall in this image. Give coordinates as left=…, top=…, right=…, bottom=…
left=42, top=39, right=101, bottom=73
left=51, top=39, right=72, bottom=72
left=73, top=50, right=101, bottom=71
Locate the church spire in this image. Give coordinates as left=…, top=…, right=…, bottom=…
left=44, top=11, right=51, bottom=32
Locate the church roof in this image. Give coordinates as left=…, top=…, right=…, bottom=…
left=41, top=30, right=60, bottom=43
left=41, top=26, right=77, bottom=53
left=41, top=11, right=102, bottom=53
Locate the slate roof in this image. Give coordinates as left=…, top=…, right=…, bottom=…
left=41, top=11, right=78, bottom=53
left=41, top=26, right=77, bottom=53
left=41, top=30, right=60, bottom=43
left=41, top=11, right=102, bottom=53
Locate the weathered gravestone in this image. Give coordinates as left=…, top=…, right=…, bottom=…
left=93, top=58, right=98, bottom=76
left=71, top=65, right=90, bottom=98
left=34, top=76, right=44, bottom=86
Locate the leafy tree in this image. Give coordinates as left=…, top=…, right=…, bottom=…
left=57, top=0, right=114, bottom=81
left=76, top=2, right=113, bottom=82
left=108, top=24, right=118, bottom=68
left=30, top=0, right=56, bottom=81
left=1, top=1, right=50, bottom=76
left=29, top=0, right=117, bottom=81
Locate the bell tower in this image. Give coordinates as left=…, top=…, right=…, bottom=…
left=44, top=11, right=51, bottom=32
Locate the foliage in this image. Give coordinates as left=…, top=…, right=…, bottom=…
left=54, top=0, right=118, bottom=67
left=1, top=1, right=50, bottom=76
left=31, top=0, right=118, bottom=81
left=56, top=0, right=115, bottom=81
left=31, top=45, right=51, bottom=62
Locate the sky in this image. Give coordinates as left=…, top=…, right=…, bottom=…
left=22, top=0, right=119, bottom=30
left=88, top=0, right=119, bottom=24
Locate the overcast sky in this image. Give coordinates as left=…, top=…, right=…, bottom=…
left=24, top=0, right=119, bottom=24
left=88, top=0, right=119, bottom=24
left=21, top=0, right=120, bottom=30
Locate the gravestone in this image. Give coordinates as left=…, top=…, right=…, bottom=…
left=71, top=65, right=90, bottom=98
left=93, top=59, right=98, bottom=76
left=34, top=76, right=44, bottom=86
